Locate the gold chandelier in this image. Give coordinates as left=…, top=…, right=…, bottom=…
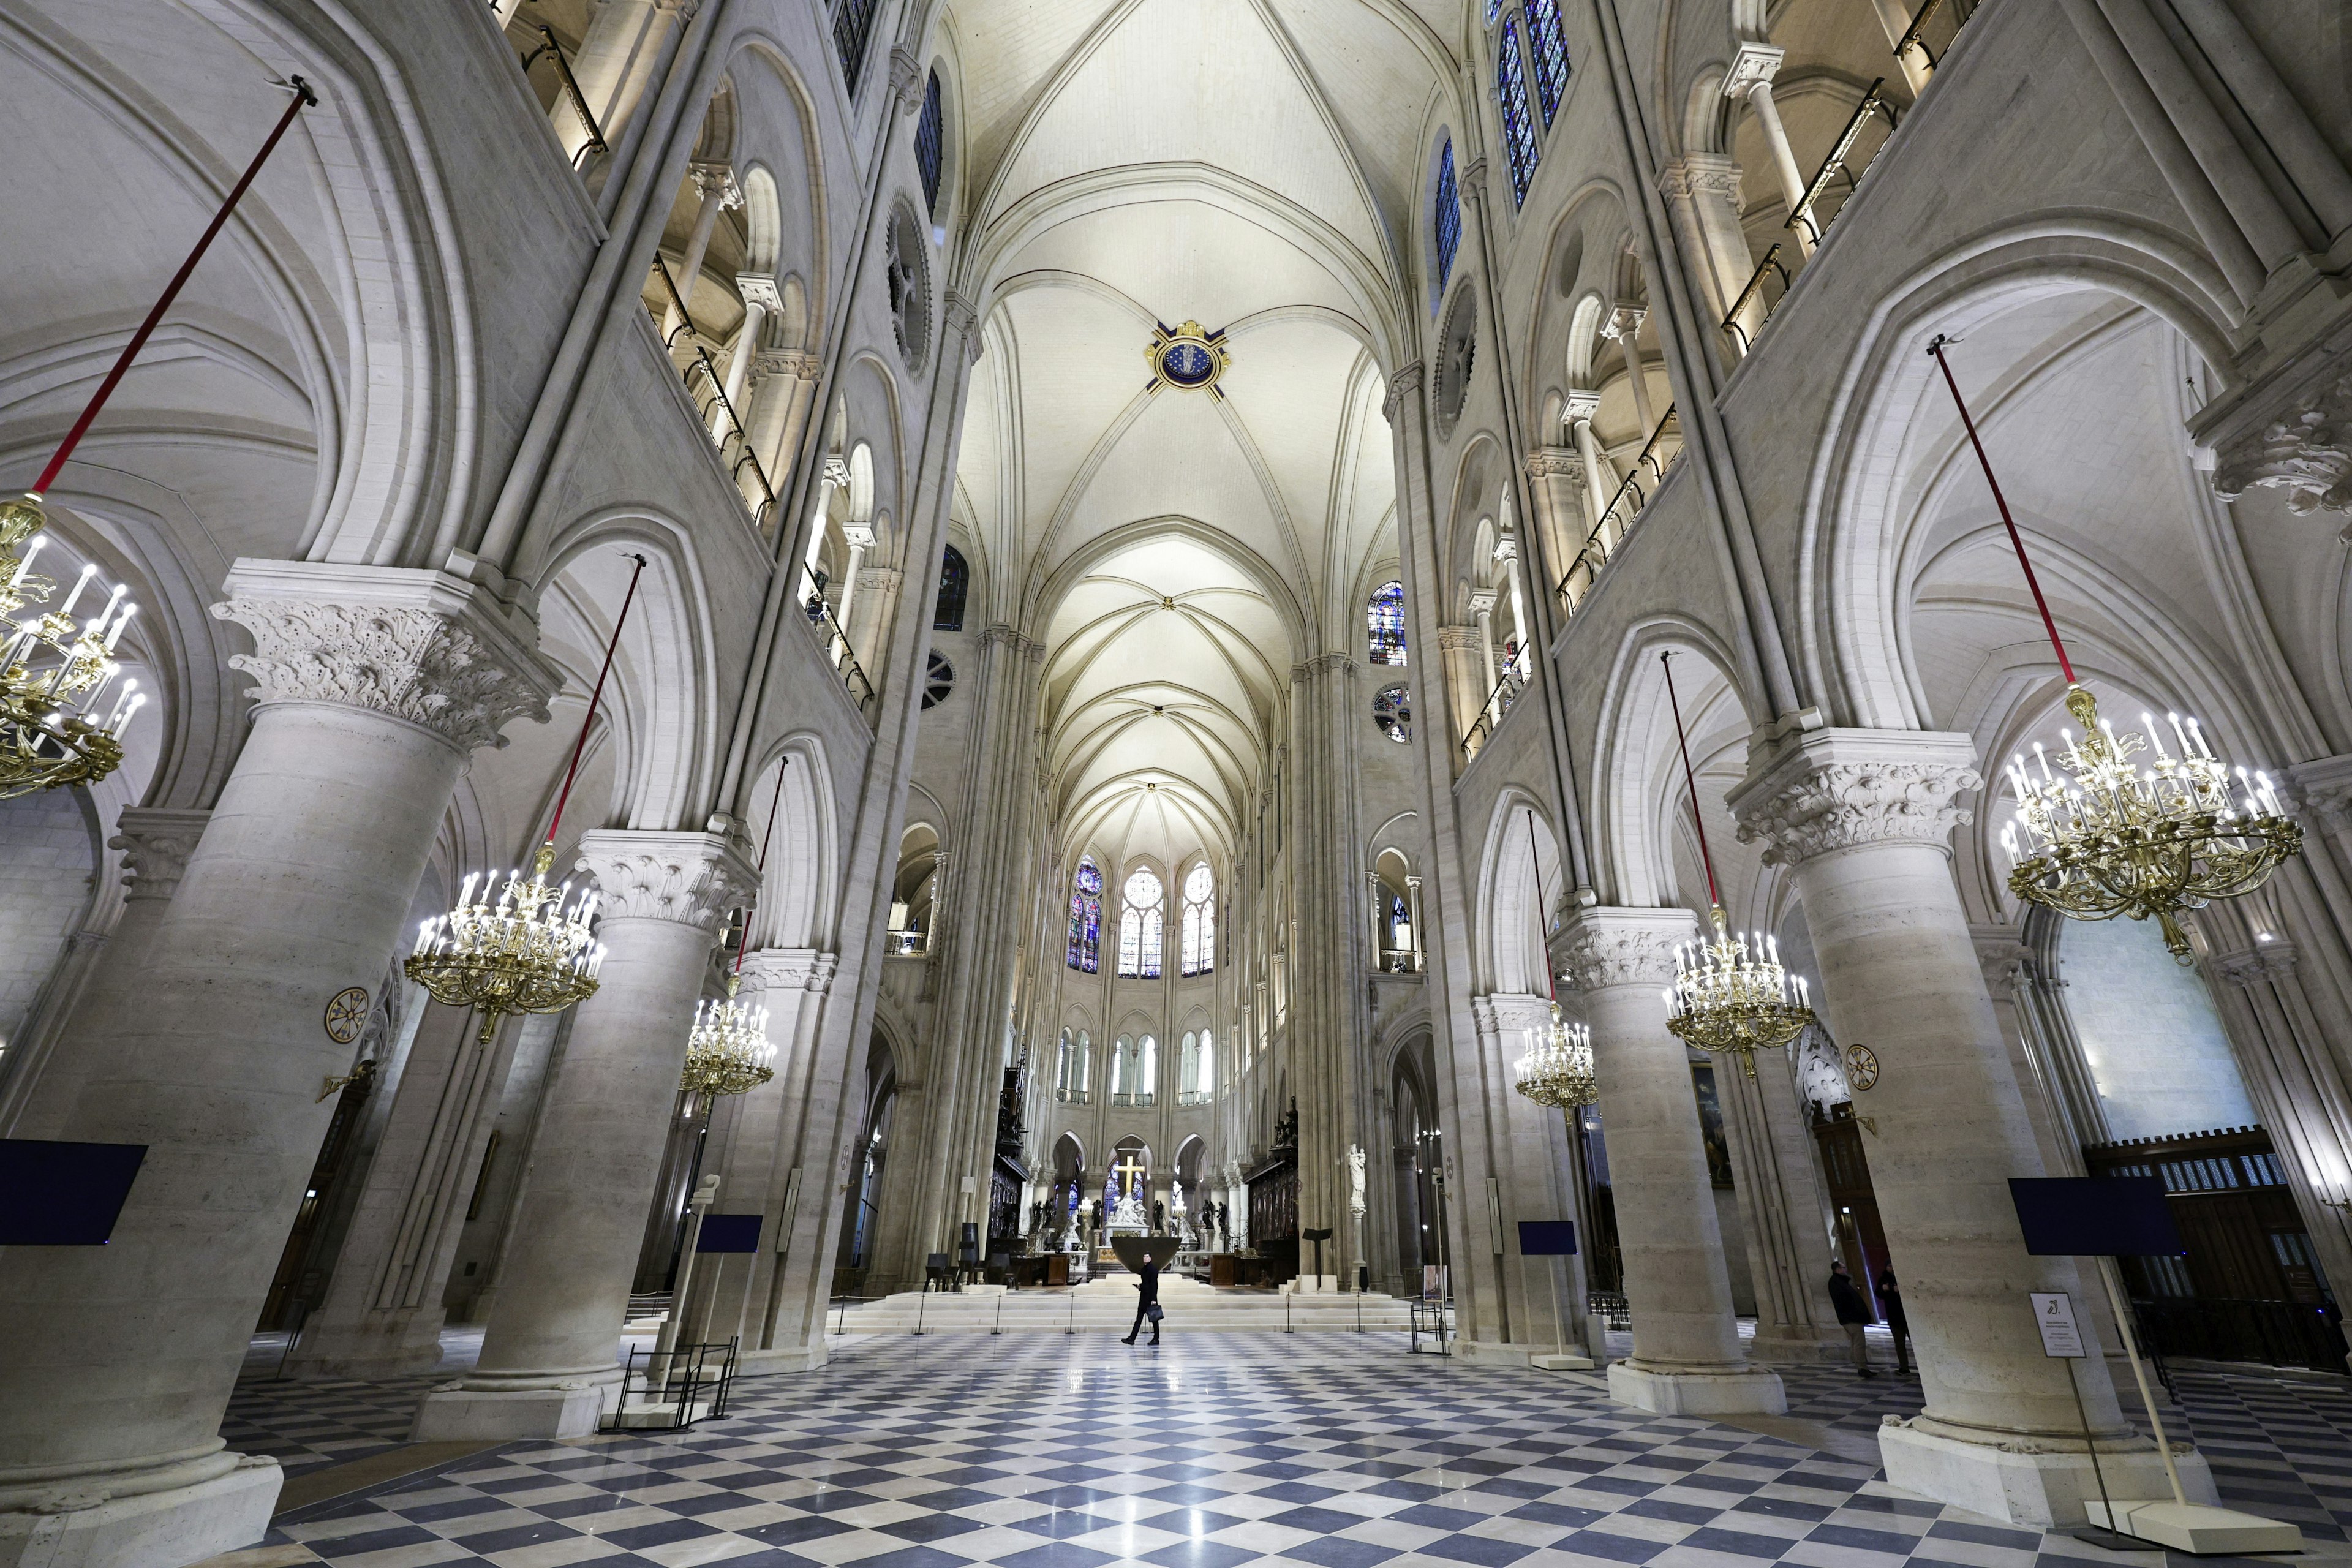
left=1658, top=652, right=1815, bottom=1076
left=1, top=501, right=141, bottom=798
left=1929, top=336, right=2301, bottom=962
left=1515, top=1001, right=1598, bottom=1110
left=406, top=552, right=645, bottom=1044
left=0, top=82, right=312, bottom=804
left=1998, top=687, right=2297, bottom=959
left=678, top=754, right=792, bottom=1100
left=680, top=974, right=774, bottom=1098
left=405, top=846, right=605, bottom=1044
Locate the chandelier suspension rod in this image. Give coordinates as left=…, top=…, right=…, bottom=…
left=734, top=755, right=790, bottom=977
left=1659, top=652, right=1721, bottom=909
left=1926, top=334, right=2076, bottom=685
left=31, top=79, right=317, bottom=500
left=545, top=552, right=648, bottom=851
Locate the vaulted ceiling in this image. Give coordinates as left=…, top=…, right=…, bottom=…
left=943, top=0, right=1457, bottom=870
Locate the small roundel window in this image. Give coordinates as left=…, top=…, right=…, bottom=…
left=1373, top=684, right=1411, bottom=744
left=1160, top=341, right=1216, bottom=386
left=921, top=650, right=955, bottom=710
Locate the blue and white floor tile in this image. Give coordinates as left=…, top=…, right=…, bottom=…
left=241, top=1333, right=2348, bottom=1568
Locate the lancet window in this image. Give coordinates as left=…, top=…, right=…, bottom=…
left=1527, top=0, right=1571, bottom=126
left=1181, top=862, right=1215, bottom=975
left=1368, top=579, right=1408, bottom=665
left=934, top=544, right=968, bottom=630
left=1118, top=867, right=1164, bottom=978
left=1497, top=22, right=1539, bottom=206
left=1066, top=859, right=1102, bottom=972
left=1432, top=141, right=1461, bottom=297
left=832, top=0, right=880, bottom=97
left=915, top=70, right=946, bottom=216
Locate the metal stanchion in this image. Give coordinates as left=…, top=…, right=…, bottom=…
left=992, top=1291, right=1005, bottom=1336
left=1066, top=1291, right=1077, bottom=1336
left=914, top=1286, right=927, bottom=1337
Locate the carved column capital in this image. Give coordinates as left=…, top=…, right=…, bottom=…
left=1436, top=624, right=1482, bottom=653
left=1383, top=361, right=1425, bottom=421
left=1722, top=41, right=1786, bottom=96
left=1604, top=305, right=1648, bottom=342
left=2211, top=366, right=2352, bottom=517
left=890, top=47, right=926, bottom=113
left=1474, top=992, right=1555, bottom=1036
left=110, top=807, right=213, bottom=903
left=944, top=290, right=984, bottom=362
left=689, top=161, right=743, bottom=209
left=1524, top=445, right=1585, bottom=481
left=756, top=349, right=823, bottom=380
left=211, top=562, right=559, bottom=753
left=2283, top=753, right=2352, bottom=834
left=1656, top=153, right=1743, bottom=206
left=575, top=829, right=758, bottom=932
left=1729, top=728, right=1980, bottom=867
left=1558, top=906, right=1697, bottom=992
left=1970, top=925, right=2032, bottom=997
left=741, top=945, right=840, bottom=995
left=2215, top=941, right=2299, bottom=987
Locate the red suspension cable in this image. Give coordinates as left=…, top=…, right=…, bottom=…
left=32, top=80, right=317, bottom=499
left=1926, top=335, right=2076, bottom=685
left=1660, top=652, right=1722, bottom=910
left=545, top=553, right=648, bottom=849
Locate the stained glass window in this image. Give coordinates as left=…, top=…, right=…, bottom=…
left=1373, top=683, right=1412, bottom=744
left=1066, top=859, right=1102, bottom=972
left=1118, top=867, right=1164, bottom=978
left=1181, top=862, right=1215, bottom=975
left=1528, top=0, right=1572, bottom=127
left=915, top=70, right=946, bottom=216
left=832, top=0, right=880, bottom=98
left=1368, top=579, right=1408, bottom=665
left=933, top=545, right=967, bottom=630
left=1498, top=22, right=1539, bottom=207
left=1433, top=140, right=1461, bottom=296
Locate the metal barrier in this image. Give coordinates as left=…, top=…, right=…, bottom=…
left=514, top=24, right=608, bottom=168
left=605, top=1336, right=737, bottom=1432
left=1896, top=0, right=1979, bottom=77
left=1587, top=1290, right=1630, bottom=1330
left=1785, top=80, right=1899, bottom=249
left=1721, top=244, right=1792, bottom=358
left=646, top=258, right=782, bottom=540
left=1460, top=656, right=1530, bottom=765
left=802, top=594, right=878, bottom=715
left=2130, top=1297, right=2346, bottom=1376
left=1409, top=1297, right=1453, bottom=1354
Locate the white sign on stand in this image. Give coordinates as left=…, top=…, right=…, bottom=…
left=2030, top=1291, right=2084, bottom=1358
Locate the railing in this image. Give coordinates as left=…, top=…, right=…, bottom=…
left=1110, top=1091, right=1155, bottom=1108
left=1460, top=652, right=1531, bottom=764
left=1377, top=951, right=1422, bottom=974
left=1555, top=405, right=1684, bottom=622
left=1721, top=243, right=1792, bottom=358
left=1177, top=1090, right=1210, bottom=1107
left=1055, top=1088, right=1090, bottom=1104
left=1895, top=0, right=1978, bottom=76
left=802, top=592, right=877, bottom=715
left=886, top=929, right=926, bottom=955
left=514, top=23, right=607, bottom=168
left=1786, top=79, right=1900, bottom=247
left=647, top=257, right=780, bottom=538
left=1588, top=1290, right=1632, bottom=1330
left=2130, top=1296, right=2346, bottom=1376
left=604, top=1337, right=737, bottom=1431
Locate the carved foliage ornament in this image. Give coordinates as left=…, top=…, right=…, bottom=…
left=1558, top=914, right=1690, bottom=991
left=1736, top=760, right=1979, bottom=867
left=2212, top=369, right=2352, bottom=517
left=213, top=600, right=553, bottom=752
left=576, top=834, right=758, bottom=931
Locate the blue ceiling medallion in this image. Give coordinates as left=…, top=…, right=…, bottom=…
left=1145, top=320, right=1232, bottom=397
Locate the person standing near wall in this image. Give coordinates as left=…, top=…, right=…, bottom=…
left=1829, top=1261, right=1875, bottom=1378
left=1875, top=1267, right=1911, bottom=1376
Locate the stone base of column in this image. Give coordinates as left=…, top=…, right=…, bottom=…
left=1747, top=1326, right=1855, bottom=1365
left=1451, top=1340, right=1529, bottom=1366
left=737, top=1343, right=829, bottom=1377
left=1608, top=1360, right=1787, bottom=1416
left=1529, top=1352, right=1598, bottom=1371
left=0, top=1457, right=279, bottom=1568
left=411, top=1374, right=618, bottom=1441
left=1880, top=1419, right=2215, bottom=1529
left=284, top=1321, right=449, bottom=1383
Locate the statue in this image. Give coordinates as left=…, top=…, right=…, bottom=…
left=1348, top=1143, right=1366, bottom=1217
left=1153, top=1198, right=1166, bottom=1232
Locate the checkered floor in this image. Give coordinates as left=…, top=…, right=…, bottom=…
left=2166, top=1367, right=2352, bottom=1543
left=248, top=1332, right=2345, bottom=1568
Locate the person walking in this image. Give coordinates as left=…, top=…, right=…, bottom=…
left=1123, top=1256, right=1163, bottom=1346
left=1828, top=1260, right=1875, bottom=1378
left=1875, top=1266, right=1912, bottom=1375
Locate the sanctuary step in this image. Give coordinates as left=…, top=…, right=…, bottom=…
left=832, top=1275, right=1418, bottom=1333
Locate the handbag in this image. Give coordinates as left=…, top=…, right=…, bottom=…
left=1145, top=1302, right=1164, bottom=1323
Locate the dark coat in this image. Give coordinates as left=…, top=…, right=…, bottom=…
left=1828, top=1270, right=1871, bottom=1325
left=1875, top=1273, right=1907, bottom=1330
left=1136, top=1260, right=1160, bottom=1304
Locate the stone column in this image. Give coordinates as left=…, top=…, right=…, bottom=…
left=1719, top=1047, right=1846, bottom=1362
left=563, top=0, right=692, bottom=164
left=1565, top=392, right=1616, bottom=526
left=663, top=162, right=741, bottom=343
left=834, top=526, right=873, bottom=644
left=1436, top=625, right=1485, bottom=760
left=1560, top=907, right=1785, bottom=1415
left=1469, top=591, right=1499, bottom=697
left=0, top=564, right=554, bottom=1568
left=1724, top=45, right=1815, bottom=253
left=1731, top=727, right=2209, bottom=1525
left=1604, top=306, right=1660, bottom=429
left=281, top=997, right=524, bottom=1381
left=1522, top=447, right=1585, bottom=593
left=2, top=808, right=210, bottom=1138
left=1656, top=156, right=1757, bottom=347
left=1468, top=994, right=1594, bottom=1366
left=1496, top=535, right=1529, bottom=675
left=714, top=274, right=772, bottom=442
left=1406, top=876, right=1425, bottom=973
left=414, top=830, right=755, bottom=1441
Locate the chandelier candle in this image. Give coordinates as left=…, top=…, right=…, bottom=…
left=1509, top=807, right=1599, bottom=1112
left=1927, top=336, right=2299, bottom=959
left=680, top=756, right=793, bottom=1100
